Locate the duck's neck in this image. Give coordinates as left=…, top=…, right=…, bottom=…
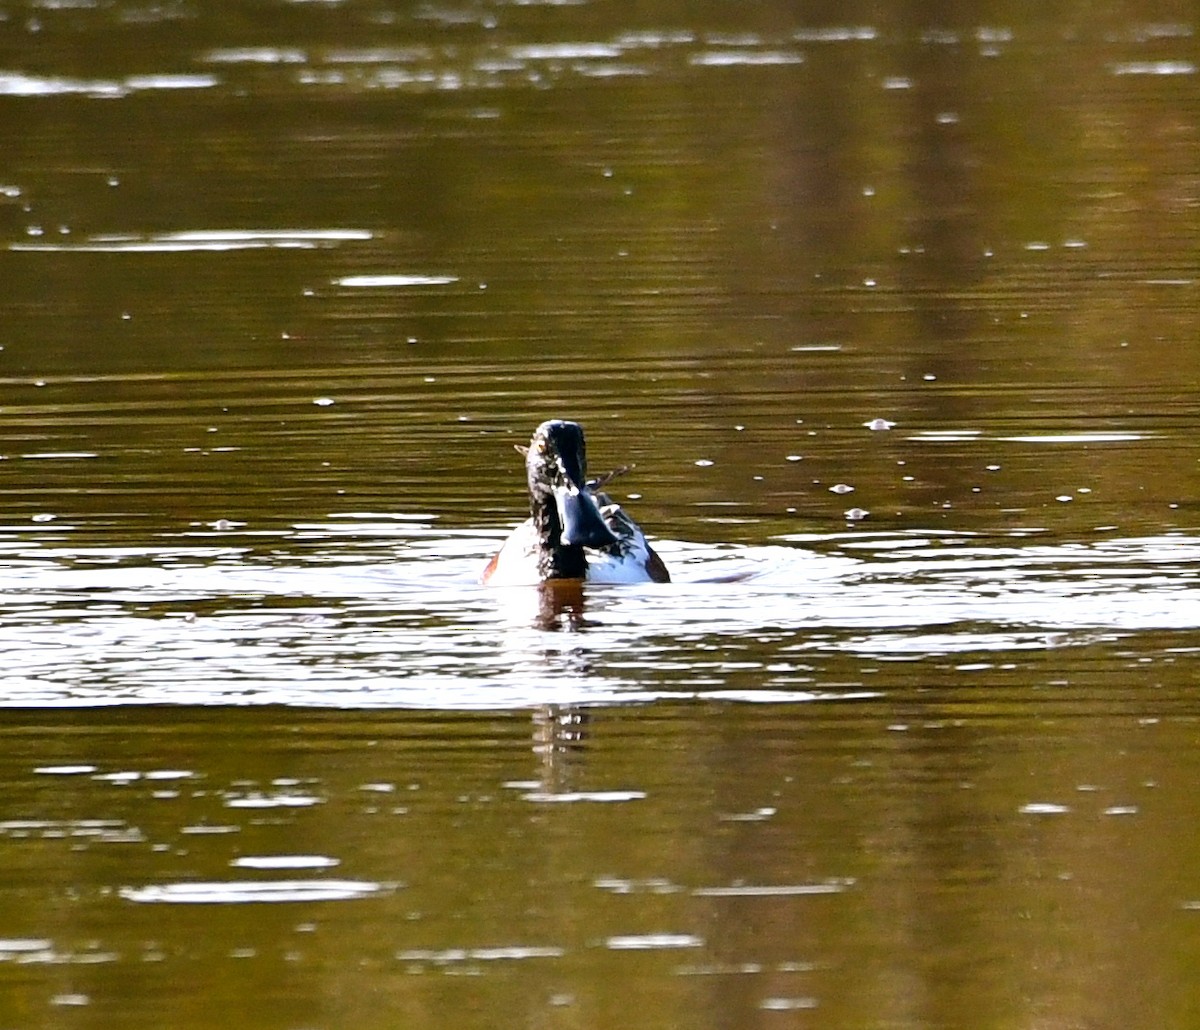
left=531, top=493, right=589, bottom=580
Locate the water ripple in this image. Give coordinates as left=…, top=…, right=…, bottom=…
left=0, top=529, right=1193, bottom=708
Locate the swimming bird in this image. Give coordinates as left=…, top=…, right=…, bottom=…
left=481, top=419, right=670, bottom=586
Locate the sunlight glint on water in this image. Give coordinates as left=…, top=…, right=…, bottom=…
left=0, top=519, right=1196, bottom=707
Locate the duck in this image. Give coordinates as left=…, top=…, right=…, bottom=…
left=481, top=419, right=671, bottom=586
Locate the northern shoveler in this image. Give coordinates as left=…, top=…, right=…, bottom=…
left=481, top=419, right=671, bottom=586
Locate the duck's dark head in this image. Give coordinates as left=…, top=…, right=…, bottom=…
left=521, top=420, right=618, bottom=556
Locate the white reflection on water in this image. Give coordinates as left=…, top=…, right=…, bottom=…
left=202, top=47, right=309, bottom=65
left=1110, top=61, right=1196, bottom=75
left=689, top=49, right=804, bottom=66
left=0, top=819, right=142, bottom=842
left=605, top=933, right=704, bottom=950
left=224, top=793, right=323, bottom=809
left=232, top=19, right=1014, bottom=93
left=0, top=526, right=1196, bottom=709
left=522, top=789, right=646, bottom=803
left=334, top=274, right=459, bottom=287
left=0, top=71, right=218, bottom=97
left=395, top=946, right=565, bottom=964
left=692, top=881, right=853, bottom=897
left=0, top=939, right=117, bottom=966
left=119, top=880, right=388, bottom=904
left=997, top=432, right=1149, bottom=443
left=232, top=855, right=340, bottom=870
left=0, top=939, right=53, bottom=955
left=10, top=229, right=372, bottom=253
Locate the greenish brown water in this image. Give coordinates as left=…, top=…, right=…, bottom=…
left=1, top=1, right=1199, bottom=1027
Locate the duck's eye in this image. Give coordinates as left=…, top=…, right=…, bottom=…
left=535, top=439, right=547, bottom=455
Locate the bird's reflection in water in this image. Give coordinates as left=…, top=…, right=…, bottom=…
left=530, top=578, right=589, bottom=631
left=532, top=703, right=590, bottom=793
left=527, top=581, right=593, bottom=791
left=484, top=580, right=600, bottom=790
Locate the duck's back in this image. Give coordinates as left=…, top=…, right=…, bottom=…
left=589, top=498, right=670, bottom=584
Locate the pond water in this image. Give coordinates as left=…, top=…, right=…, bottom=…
left=1, top=0, right=1199, bottom=1026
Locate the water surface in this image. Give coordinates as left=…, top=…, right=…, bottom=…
left=1, top=1, right=1199, bottom=1026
